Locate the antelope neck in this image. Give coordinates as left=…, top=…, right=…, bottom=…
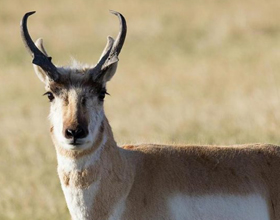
left=54, top=116, right=119, bottom=173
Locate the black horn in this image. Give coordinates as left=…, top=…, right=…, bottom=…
left=20, top=11, right=60, bottom=82
left=90, top=36, right=114, bottom=77
left=89, top=10, right=127, bottom=79
left=109, top=10, right=127, bottom=58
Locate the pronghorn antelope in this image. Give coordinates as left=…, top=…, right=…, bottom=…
left=21, top=10, right=280, bottom=220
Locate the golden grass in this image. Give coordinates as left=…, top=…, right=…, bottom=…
left=1, top=0, right=280, bottom=219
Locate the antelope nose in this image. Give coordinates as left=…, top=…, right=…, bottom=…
left=65, top=126, right=88, bottom=139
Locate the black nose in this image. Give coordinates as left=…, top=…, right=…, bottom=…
left=65, top=126, right=88, bottom=139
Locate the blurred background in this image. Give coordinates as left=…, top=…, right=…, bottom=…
left=1, top=0, right=280, bottom=219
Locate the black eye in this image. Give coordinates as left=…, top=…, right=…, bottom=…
left=98, top=92, right=106, bottom=101
left=43, top=92, right=55, bottom=102
left=81, top=96, right=86, bottom=106
left=98, top=89, right=109, bottom=101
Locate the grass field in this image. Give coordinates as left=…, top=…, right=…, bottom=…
left=1, top=0, right=280, bottom=219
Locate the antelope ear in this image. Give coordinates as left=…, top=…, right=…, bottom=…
left=33, top=38, right=51, bottom=84
left=98, top=36, right=118, bottom=83
left=92, top=36, right=119, bottom=85
left=101, top=59, right=118, bottom=83
left=94, top=60, right=118, bottom=85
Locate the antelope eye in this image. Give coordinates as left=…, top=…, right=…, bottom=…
left=98, top=89, right=109, bottom=102
left=81, top=96, right=86, bottom=106
left=98, top=92, right=106, bottom=101
left=43, top=92, right=55, bottom=102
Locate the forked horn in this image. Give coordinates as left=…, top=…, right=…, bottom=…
left=108, top=10, right=127, bottom=61
left=89, top=10, right=127, bottom=79
left=89, top=36, right=114, bottom=77
left=20, top=11, right=60, bottom=82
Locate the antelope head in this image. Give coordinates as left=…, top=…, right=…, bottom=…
left=21, top=11, right=126, bottom=151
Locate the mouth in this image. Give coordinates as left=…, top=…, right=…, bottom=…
left=68, top=139, right=84, bottom=146
left=64, top=137, right=92, bottom=150
left=69, top=142, right=82, bottom=146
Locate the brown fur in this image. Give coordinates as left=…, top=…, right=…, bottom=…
left=96, top=141, right=280, bottom=219
left=88, top=119, right=135, bottom=219
left=55, top=116, right=280, bottom=219
left=121, top=143, right=280, bottom=219
left=62, top=90, right=89, bottom=137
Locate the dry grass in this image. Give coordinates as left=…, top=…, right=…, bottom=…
left=1, top=0, right=280, bottom=219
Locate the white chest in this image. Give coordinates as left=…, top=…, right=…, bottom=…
left=62, top=180, right=100, bottom=220
left=168, top=194, right=269, bottom=220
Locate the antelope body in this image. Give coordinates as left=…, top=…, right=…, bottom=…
left=21, top=11, right=280, bottom=220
